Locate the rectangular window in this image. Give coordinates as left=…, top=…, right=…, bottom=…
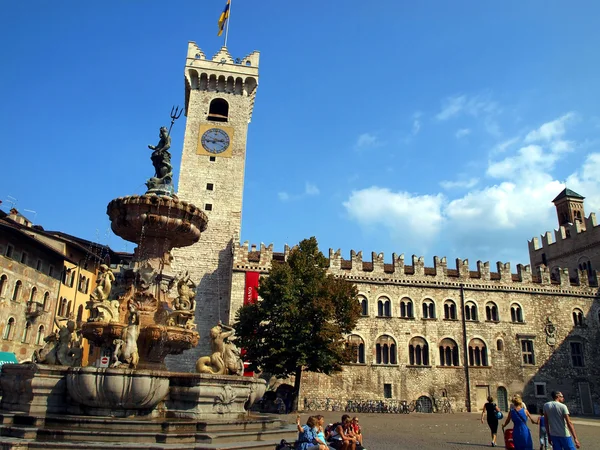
left=209, top=156, right=216, bottom=162
left=20, top=252, right=27, bottom=264
left=36, top=259, right=42, bottom=271
left=570, top=342, right=584, bottom=367
left=205, top=204, right=213, bottom=211
left=521, top=340, right=535, bottom=365
left=48, top=265, right=54, bottom=277
left=206, top=183, right=214, bottom=191
left=534, top=382, right=546, bottom=398
left=383, top=384, right=392, bottom=399
left=5, top=245, right=14, bottom=258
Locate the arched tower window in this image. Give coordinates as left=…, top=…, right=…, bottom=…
left=36, top=325, right=45, bottom=345
left=400, top=297, right=414, bottom=318
left=3, top=317, right=15, bottom=340
left=465, top=302, right=478, bottom=321
left=358, top=296, right=368, bottom=316
left=12, top=280, right=22, bottom=302
left=444, top=300, right=457, bottom=320
left=439, top=338, right=459, bottom=366
left=29, top=286, right=37, bottom=302
left=510, top=304, right=524, bottom=323
left=377, top=297, right=391, bottom=317
left=42, top=291, right=50, bottom=310
left=422, top=299, right=436, bottom=319
left=207, top=98, right=229, bottom=122
left=496, top=339, right=504, bottom=351
left=347, top=334, right=365, bottom=364
left=375, top=335, right=397, bottom=365
left=0, top=274, right=7, bottom=297
left=409, top=337, right=429, bottom=366
left=572, top=308, right=584, bottom=327
left=468, top=338, right=488, bottom=366
left=22, top=321, right=32, bottom=343
left=485, top=302, right=499, bottom=321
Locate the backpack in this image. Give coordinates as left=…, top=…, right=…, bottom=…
left=325, top=422, right=341, bottom=437
left=275, top=439, right=294, bottom=450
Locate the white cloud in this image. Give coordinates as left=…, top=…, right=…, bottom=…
left=278, top=192, right=290, bottom=202
left=355, top=133, right=381, bottom=150
left=342, top=111, right=597, bottom=263
left=439, top=178, right=479, bottom=190
left=305, top=182, right=320, bottom=196
left=343, top=187, right=445, bottom=247
left=436, top=94, right=499, bottom=121
left=455, top=128, right=471, bottom=139
left=412, top=112, right=422, bottom=135
left=524, top=112, right=575, bottom=143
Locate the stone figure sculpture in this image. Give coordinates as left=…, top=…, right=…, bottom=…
left=146, top=126, right=173, bottom=192
left=87, top=264, right=119, bottom=322
left=111, top=301, right=140, bottom=369
left=173, top=270, right=196, bottom=311
left=196, top=321, right=243, bottom=375
left=32, top=318, right=82, bottom=366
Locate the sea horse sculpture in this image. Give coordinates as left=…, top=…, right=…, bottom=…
left=111, top=301, right=140, bottom=369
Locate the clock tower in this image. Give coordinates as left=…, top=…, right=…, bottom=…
left=170, top=42, right=259, bottom=369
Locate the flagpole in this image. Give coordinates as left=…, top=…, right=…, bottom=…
left=224, top=0, right=231, bottom=48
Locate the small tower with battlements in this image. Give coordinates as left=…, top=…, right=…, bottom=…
left=170, top=43, right=259, bottom=369
left=553, top=188, right=585, bottom=230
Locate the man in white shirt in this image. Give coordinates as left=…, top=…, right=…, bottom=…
left=543, top=391, right=580, bottom=450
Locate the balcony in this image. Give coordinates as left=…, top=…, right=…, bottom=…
left=26, top=301, right=45, bottom=319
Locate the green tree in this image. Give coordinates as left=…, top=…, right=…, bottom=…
left=234, top=237, right=360, bottom=411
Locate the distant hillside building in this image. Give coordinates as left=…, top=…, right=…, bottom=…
left=172, top=43, right=600, bottom=415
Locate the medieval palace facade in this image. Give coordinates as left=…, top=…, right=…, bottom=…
left=174, top=43, right=599, bottom=415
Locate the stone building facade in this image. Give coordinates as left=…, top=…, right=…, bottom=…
left=172, top=44, right=600, bottom=414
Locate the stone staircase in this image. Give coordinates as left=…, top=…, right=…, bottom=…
left=0, top=413, right=296, bottom=450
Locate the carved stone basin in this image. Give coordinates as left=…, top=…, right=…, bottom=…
left=107, top=194, right=208, bottom=247
left=66, top=366, right=170, bottom=417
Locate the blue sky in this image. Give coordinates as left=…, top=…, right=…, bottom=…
left=2, top=1, right=600, bottom=269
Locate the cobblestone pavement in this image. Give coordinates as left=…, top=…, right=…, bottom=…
left=286, top=411, right=600, bottom=449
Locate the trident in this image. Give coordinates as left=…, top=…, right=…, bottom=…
left=167, top=105, right=183, bottom=137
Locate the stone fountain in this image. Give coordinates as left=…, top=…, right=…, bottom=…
left=0, top=122, right=292, bottom=449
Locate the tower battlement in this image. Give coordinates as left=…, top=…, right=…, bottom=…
left=184, top=42, right=259, bottom=121
left=233, top=241, right=598, bottom=289
left=529, top=213, right=598, bottom=252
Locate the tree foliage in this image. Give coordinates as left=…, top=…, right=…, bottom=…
left=234, top=237, right=360, bottom=397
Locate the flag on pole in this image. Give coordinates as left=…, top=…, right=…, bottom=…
left=218, top=0, right=230, bottom=36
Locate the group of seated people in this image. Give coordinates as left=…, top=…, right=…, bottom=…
left=295, top=414, right=365, bottom=450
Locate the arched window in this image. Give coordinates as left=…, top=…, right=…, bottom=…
left=66, top=300, right=72, bottom=317
left=85, top=278, right=90, bottom=293
left=468, top=338, right=488, bottom=366
left=207, top=98, right=229, bottom=122
left=22, top=321, right=32, bottom=343
left=439, top=338, right=459, bottom=366
left=496, top=339, right=504, bottom=351
left=3, top=317, right=15, bottom=340
left=465, top=302, right=478, bottom=321
left=375, top=335, right=397, bottom=365
left=29, top=286, right=37, bottom=302
left=0, top=274, right=7, bottom=297
left=422, top=299, right=436, bottom=319
left=485, top=302, right=499, bottom=321
left=444, top=300, right=457, bottom=320
left=510, top=304, right=524, bottom=323
left=36, top=325, right=45, bottom=345
left=77, top=305, right=84, bottom=323
left=12, top=280, right=22, bottom=302
left=400, top=297, right=414, bottom=318
left=497, top=387, right=508, bottom=412
left=572, top=308, right=584, bottom=327
left=360, top=297, right=368, bottom=316
left=58, top=297, right=68, bottom=317
left=347, top=334, right=365, bottom=364
left=377, top=297, right=391, bottom=317
left=42, top=292, right=50, bottom=310
left=408, top=336, right=429, bottom=366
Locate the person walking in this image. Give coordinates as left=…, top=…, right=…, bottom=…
left=543, top=391, right=581, bottom=450
left=502, top=394, right=537, bottom=450
left=481, top=395, right=502, bottom=447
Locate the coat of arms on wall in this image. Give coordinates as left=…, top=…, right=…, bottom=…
left=545, top=317, right=556, bottom=346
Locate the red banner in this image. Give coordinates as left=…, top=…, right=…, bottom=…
left=244, top=271, right=260, bottom=305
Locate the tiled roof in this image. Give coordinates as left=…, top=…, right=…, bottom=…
left=553, top=188, right=584, bottom=202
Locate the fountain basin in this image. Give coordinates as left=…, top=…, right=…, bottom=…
left=66, top=366, right=170, bottom=417
left=107, top=194, right=207, bottom=247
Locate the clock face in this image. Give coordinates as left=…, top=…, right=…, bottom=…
left=201, top=128, right=230, bottom=154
